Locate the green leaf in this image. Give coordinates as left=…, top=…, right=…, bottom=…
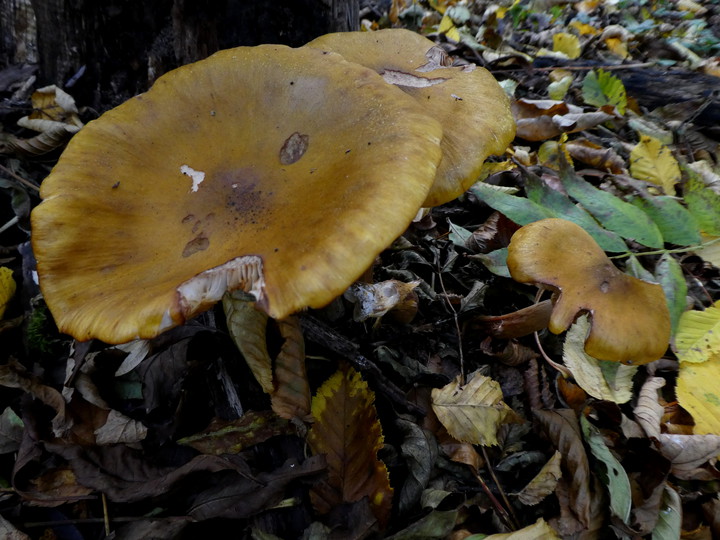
left=652, top=486, right=681, bottom=540
left=469, top=182, right=554, bottom=225
left=524, top=175, right=627, bottom=252
left=580, top=415, right=632, bottom=524
left=582, top=69, right=627, bottom=114
left=655, top=254, right=687, bottom=337
left=625, top=254, right=655, bottom=282
left=468, top=248, right=509, bottom=278
left=560, top=169, right=664, bottom=248
left=684, top=167, right=720, bottom=235
left=448, top=220, right=473, bottom=247
left=629, top=195, right=701, bottom=246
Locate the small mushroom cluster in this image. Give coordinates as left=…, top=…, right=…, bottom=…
left=31, top=30, right=515, bottom=344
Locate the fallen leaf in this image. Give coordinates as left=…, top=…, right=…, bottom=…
left=516, top=450, right=562, bottom=506
left=534, top=409, right=592, bottom=527
left=673, top=300, right=720, bottom=364
left=630, top=135, right=680, bottom=195
left=223, top=293, right=274, bottom=394
left=553, top=33, right=581, bottom=59
left=484, top=517, right=561, bottom=539
left=308, top=363, right=393, bottom=527
left=431, top=370, right=520, bottom=446
left=271, top=316, right=311, bottom=421
left=0, top=267, right=16, bottom=319
left=562, top=315, right=637, bottom=404
left=178, top=411, right=290, bottom=455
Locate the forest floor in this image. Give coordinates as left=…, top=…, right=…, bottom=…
left=1, top=0, right=720, bottom=538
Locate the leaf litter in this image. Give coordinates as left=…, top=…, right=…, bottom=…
left=0, top=0, right=720, bottom=537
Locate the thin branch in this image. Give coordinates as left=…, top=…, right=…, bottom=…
left=0, top=162, right=40, bottom=192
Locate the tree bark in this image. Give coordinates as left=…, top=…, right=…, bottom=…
left=0, top=0, right=359, bottom=109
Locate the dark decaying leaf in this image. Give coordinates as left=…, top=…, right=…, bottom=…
left=396, top=416, right=438, bottom=513
left=308, top=363, right=393, bottom=528
left=189, top=455, right=326, bottom=521
left=534, top=409, right=591, bottom=528
left=177, top=411, right=291, bottom=455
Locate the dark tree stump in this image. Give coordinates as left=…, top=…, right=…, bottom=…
left=1, top=0, right=359, bottom=109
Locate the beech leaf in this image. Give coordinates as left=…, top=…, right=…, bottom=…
left=676, top=360, right=720, bottom=436
left=630, top=136, right=681, bottom=195
left=431, top=370, right=520, bottom=446
left=651, top=486, right=681, bottom=540
left=308, top=364, right=393, bottom=527
left=673, top=300, right=720, bottom=364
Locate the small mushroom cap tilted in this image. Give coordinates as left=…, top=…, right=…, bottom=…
left=305, top=29, right=516, bottom=207
left=31, top=44, right=443, bottom=344
left=506, top=218, right=671, bottom=365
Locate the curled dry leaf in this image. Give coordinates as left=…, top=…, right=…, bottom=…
left=512, top=98, right=618, bottom=141
left=534, top=409, right=592, bottom=527
left=636, top=377, right=720, bottom=478
left=565, top=138, right=626, bottom=173
left=431, top=370, right=521, bottom=447
left=344, top=279, right=421, bottom=323
left=516, top=450, right=563, bottom=506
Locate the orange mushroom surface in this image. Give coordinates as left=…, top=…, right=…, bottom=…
left=31, top=44, right=443, bottom=344
left=506, top=218, right=671, bottom=365
left=305, top=29, right=516, bottom=207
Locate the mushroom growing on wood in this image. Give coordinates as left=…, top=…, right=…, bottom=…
left=31, top=44, right=443, bottom=344
left=506, top=218, right=671, bottom=365
left=305, top=29, right=516, bottom=207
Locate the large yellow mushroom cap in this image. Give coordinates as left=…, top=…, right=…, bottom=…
left=305, top=29, right=516, bottom=207
left=507, top=218, right=671, bottom=365
left=31, top=44, right=443, bottom=344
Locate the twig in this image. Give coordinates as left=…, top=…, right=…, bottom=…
left=481, top=446, right=520, bottom=530
left=435, top=246, right=465, bottom=383
left=474, top=470, right=518, bottom=531
left=0, top=162, right=40, bottom=192
left=101, top=492, right=111, bottom=536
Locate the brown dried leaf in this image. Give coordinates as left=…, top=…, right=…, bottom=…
left=308, top=365, right=393, bottom=527
left=471, top=300, right=553, bottom=339
left=512, top=99, right=617, bottom=141
left=308, top=364, right=393, bottom=527
left=222, top=293, right=273, bottom=394
left=516, top=450, right=563, bottom=506
left=0, top=359, right=71, bottom=436
left=271, top=316, right=311, bottom=421
left=534, top=409, right=592, bottom=527
left=635, top=377, right=720, bottom=478
left=432, top=370, right=521, bottom=446
left=566, top=139, right=626, bottom=173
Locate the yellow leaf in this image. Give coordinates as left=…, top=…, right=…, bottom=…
left=630, top=135, right=680, bottom=195
left=308, top=364, right=393, bottom=527
left=0, top=267, right=16, bottom=319
left=553, top=33, right=581, bottom=60
left=605, top=37, right=629, bottom=59
left=674, top=300, right=720, bottom=364
left=438, top=14, right=460, bottom=42
left=484, top=518, right=561, bottom=539
left=677, top=360, right=720, bottom=435
left=562, top=315, right=637, bottom=404
left=431, top=370, right=520, bottom=446
left=516, top=450, right=562, bottom=506
left=569, top=21, right=599, bottom=35
left=694, top=234, right=720, bottom=268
